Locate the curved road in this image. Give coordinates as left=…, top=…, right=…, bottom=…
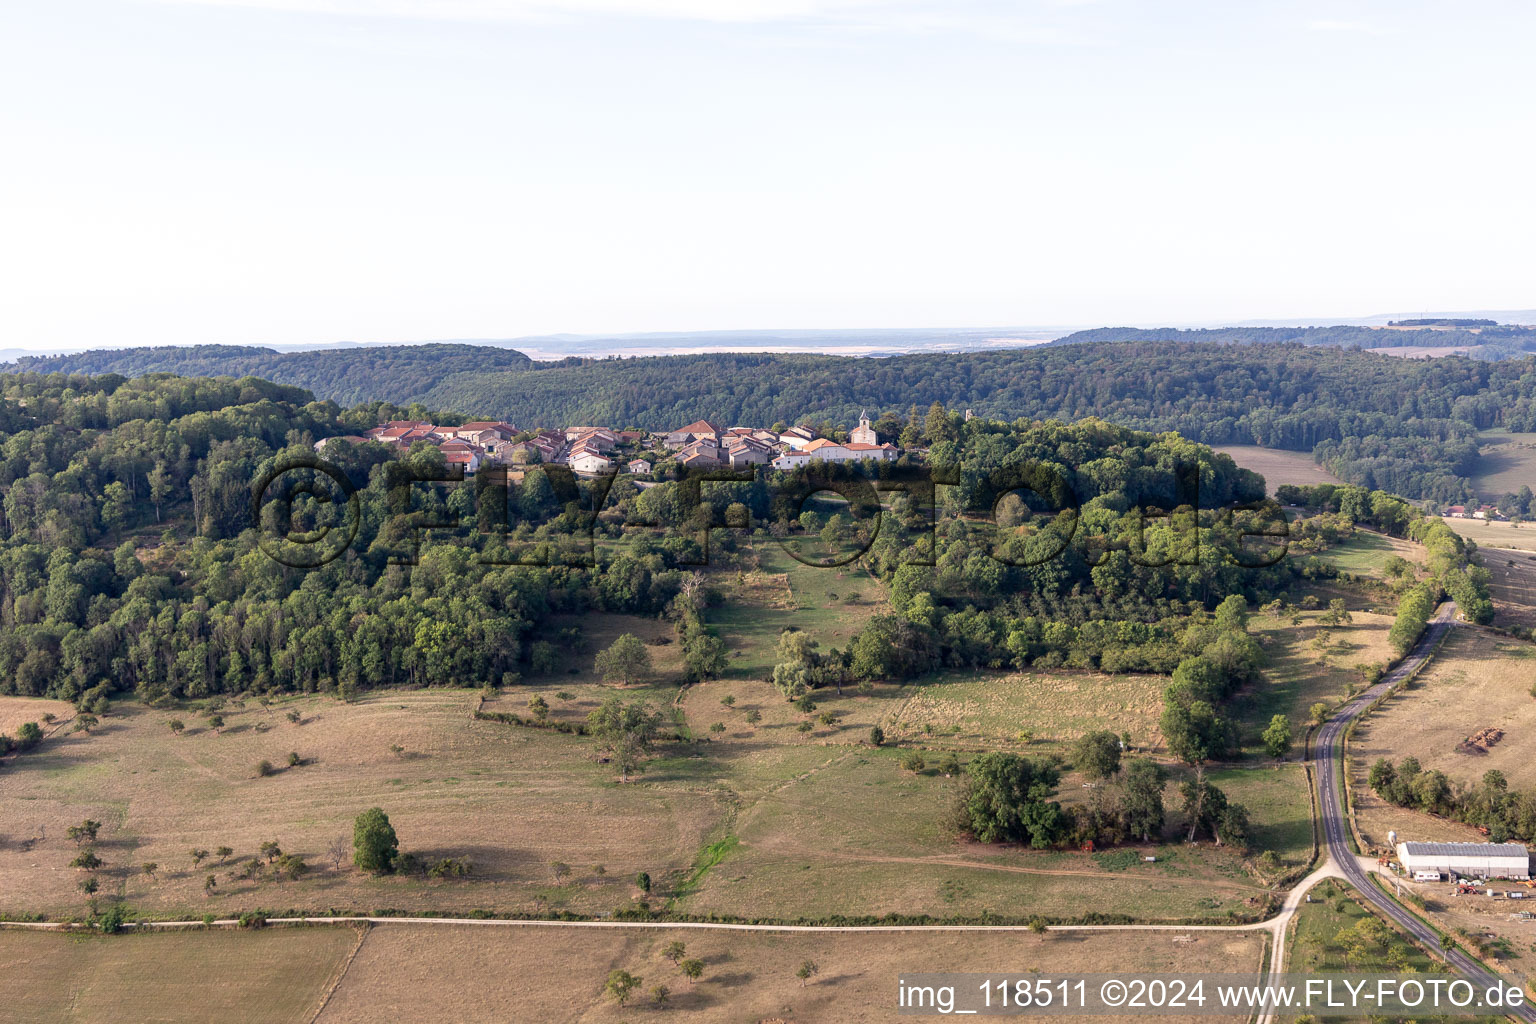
left=1315, top=601, right=1536, bottom=1022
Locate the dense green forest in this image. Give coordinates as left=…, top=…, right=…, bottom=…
left=6, top=344, right=535, bottom=407
left=12, top=341, right=1536, bottom=501
left=0, top=370, right=1333, bottom=704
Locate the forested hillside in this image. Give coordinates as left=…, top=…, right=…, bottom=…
left=12, top=342, right=1536, bottom=502
left=1051, top=324, right=1536, bottom=359
left=6, top=344, right=535, bottom=406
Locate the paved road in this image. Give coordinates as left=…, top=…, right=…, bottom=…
left=1314, top=601, right=1536, bottom=1022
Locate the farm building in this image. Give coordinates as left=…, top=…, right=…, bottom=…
left=1396, top=841, right=1530, bottom=880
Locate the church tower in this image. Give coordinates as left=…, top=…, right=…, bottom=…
left=851, top=409, right=877, bottom=446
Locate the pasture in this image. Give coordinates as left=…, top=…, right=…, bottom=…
left=1313, top=530, right=1419, bottom=576
left=0, top=675, right=1303, bottom=926
left=1214, top=445, right=1342, bottom=492
left=0, top=926, right=358, bottom=1024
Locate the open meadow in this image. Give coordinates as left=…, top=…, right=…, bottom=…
left=0, top=666, right=1305, bottom=927
left=1215, top=445, right=1342, bottom=492
left=0, top=925, right=360, bottom=1024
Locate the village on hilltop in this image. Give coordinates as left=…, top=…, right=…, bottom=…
left=317, top=411, right=901, bottom=476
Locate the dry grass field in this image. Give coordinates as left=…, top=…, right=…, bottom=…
left=0, top=925, right=359, bottom=1024
left=0, top=696, right=75, bottom=739
left=1350, top=629, right=1536, bottom=789
left=0, top=675, right=1305, bottom=926
left=315, top=921, right=1264, bottom=1024
left=879, top=668, right=1168, bottom=754
left=1215, top=445, right=1342, bottom=492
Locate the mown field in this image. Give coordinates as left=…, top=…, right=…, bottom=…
left=1481, top=546, right=1536, bottom=630
left=1442, top=517, right=1536, bottom=552
left=1473, top=430, right=1536, bottom=499
left=0, top=920, right=1264, bottom=1024
left=1215, top=445, right=1342, bottom=492
left=314, top=922, right=1264, bottom=1024
left=0, top=926, right=360, bottom=1024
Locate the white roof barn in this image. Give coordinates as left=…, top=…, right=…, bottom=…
left=1396, top=841, right=1530, bottom=879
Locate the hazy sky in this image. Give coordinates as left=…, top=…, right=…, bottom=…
left=3, top=0, right=1533, bottom=349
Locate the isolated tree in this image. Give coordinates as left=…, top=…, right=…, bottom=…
left=663, top=940, right=686, bottom=965
left=651, top=984, right=670, bottom=1007
left=327, top=836, right=349, bottom=872
left=635, top=870, right=652, bottom=893
left=605, top=969, right=642, bottom=1007
left=550, top=861, right=571, bottom=881
left=287, top=751, right=301, bottom=768
left=594, top=634, right=652, bottom=687
left=796, top=960, right=820, bottom=987
left=190, top=848, right=209, bottom=867
left=1120, top=758, right=1168, bottom=843
left=1261, top=714, right=1292, bottom=760
left=79, top=876, right=99, bottom=896
left=207, top=714, right=224, bottom=734
left=587, top=697, right=661, bottom=782
left=353, top=807, right=399, bottom=874
left=67, top=819, right=101, bottom=846
left=71, top=849, right=103, bottom=871
left=1027, top=917, right=1049, bottom=941
left=680, top=957, right=704, bottom=986
left=141, top=862, right=158, bottom=880
left=215, top=846, right=233, bottom=864
left=1309, top=702, right=1329, bottom=726
left=527, top=695, right=550, bottom=720
left=286, top=709, right=302, bottom=724
left=204, top=874, right=217, bottom=896
left=1070, top=730, right=1122, bottom=781
left=168, top=718, right=185, bottom=736
left=259, top=840, right=282, bottom=863
left=868, top=725, right=884, bottom=747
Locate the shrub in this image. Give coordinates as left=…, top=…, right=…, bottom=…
left=256, top=760, right=275, bottom=777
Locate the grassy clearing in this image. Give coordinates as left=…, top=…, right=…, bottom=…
left=1314, top=530, right=1419, bottom=576
left=709, top=538, right=888, bottom=683
left=1349, top=629, right=1536, bottom=789
left=314, top=921, right=1262, bottom=1023
left=1234, top=601, right=1396, bottom=753
left=520, top=611, right=685, bottom=688
left=0, top=925, right=358, bottom=1024
left=1473, top=430, right=1536, bottom=499
left=880, top=668, right=1167, bottom=754
left=1215, top=445, right=1342, bottom=492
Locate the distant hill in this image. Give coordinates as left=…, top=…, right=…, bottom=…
left=5, top=343, right=535, bottom=406
left=1048, top=324, right=1536, bottom=360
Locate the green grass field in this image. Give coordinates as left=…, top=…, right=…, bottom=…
left=1313, top=530, right=1418, bottom=575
